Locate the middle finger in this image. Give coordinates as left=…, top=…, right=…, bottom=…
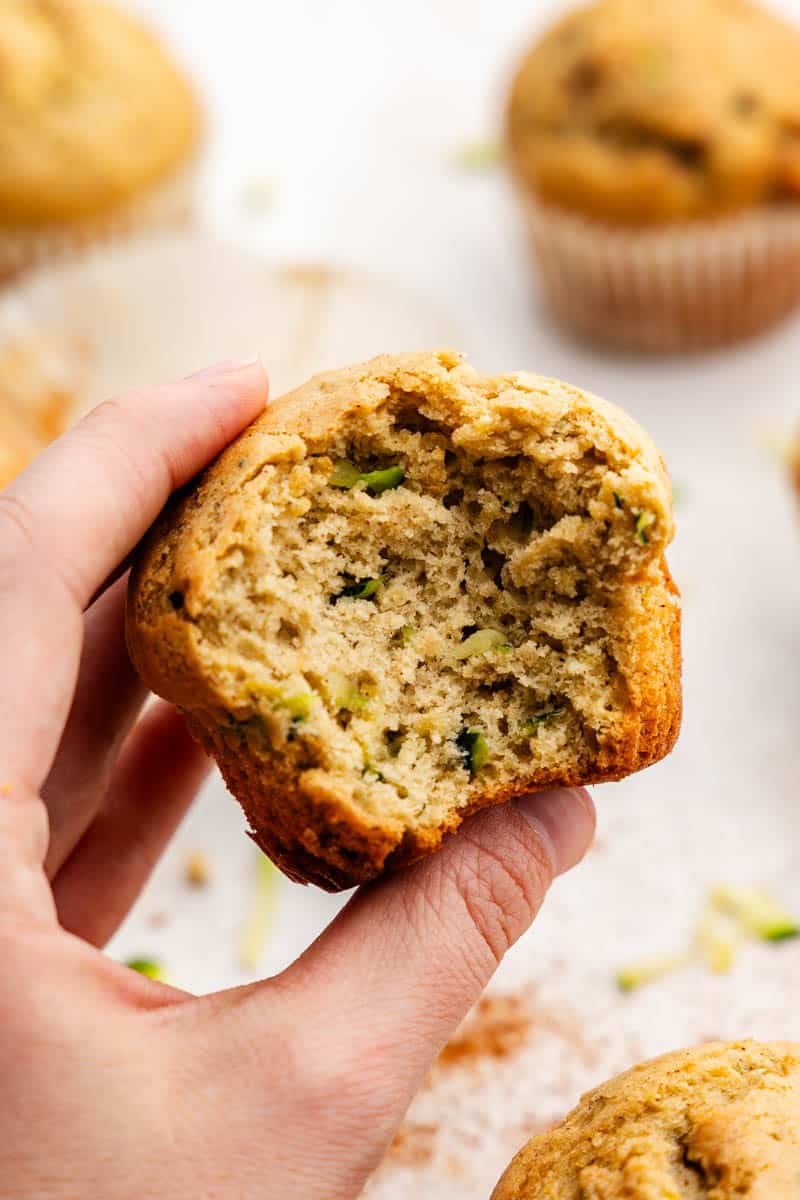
left=43, top=575, right=147, bottom=876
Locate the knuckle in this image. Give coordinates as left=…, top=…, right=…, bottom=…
left=84, top=394, right=137, bottom=429
left=81, top=397, right=173, bottom=503
left=301, top=1048, right=354, bottom=1111
left=23, top=793, right=50, bottom=865
left=0, top=492, right=37, bottom=564
left=79, top=401, right=142, bottom=474
left=299, top=1037, right=396, bottom=1142
left=0, top=787, right=49, bottom=867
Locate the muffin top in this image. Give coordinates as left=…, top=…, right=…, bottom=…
left=492, top=1040, right=800, bottom=1199
left=0, top=0, right=199, bottom=225
left=507, top=0, right=800, bottom=224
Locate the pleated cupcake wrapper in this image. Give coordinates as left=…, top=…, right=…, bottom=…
left=0, top=159, right=197, bottom=286
left=519, top=192, right=800, bottom=352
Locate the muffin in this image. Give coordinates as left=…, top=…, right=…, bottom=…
left=0, top=333, right=78, bottom=487
left=127, top=350, right=681, bottom=891
left=507, top=0, right=800, bottom=351
left=791, top=436, right=800, bottom=499
left=0, top=0, right=200, bottom=282
left=492, top=1040, right=800, bottom=1198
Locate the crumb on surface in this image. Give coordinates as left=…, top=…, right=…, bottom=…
left=238, top=850, right=279, bottom=969
left=439, top=994, right=532, bottom=1068
left=183, top=849, right=212, bottom=887
left=386, top=1122, right=439, bottom=1168
left=242, top=176, right=276, bottom=213
left=452, top=138, right=504, bottom=171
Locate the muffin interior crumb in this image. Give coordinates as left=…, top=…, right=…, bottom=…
left=191, top=387, right=662, bottom=834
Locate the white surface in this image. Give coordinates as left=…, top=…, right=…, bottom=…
left=24, top=2, right=800, bottom=1195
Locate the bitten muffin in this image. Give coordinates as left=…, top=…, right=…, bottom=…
left=127, top=351, right=681, bottom=891
left=507, top=0, right=800, bottom=349
left=492, top=1040, right=800, bottom=1199
left=0, top=0, right=200, bottom=281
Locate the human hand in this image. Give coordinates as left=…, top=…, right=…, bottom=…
left=0, top=359, right=595, bottom=1199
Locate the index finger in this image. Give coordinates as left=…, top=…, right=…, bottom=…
left=2, top=359, right=268, bottom=611
left=0, top=359, right=267, bottom=790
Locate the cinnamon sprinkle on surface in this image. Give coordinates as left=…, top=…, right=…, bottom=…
left=438, top=994, right=532, bottom=1068
left=387, top=1121, right=439, bottom=1167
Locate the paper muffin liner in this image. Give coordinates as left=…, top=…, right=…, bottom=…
left=0, top=159, right=198, bottom=286
left=518, top=191, right=800, bottom=352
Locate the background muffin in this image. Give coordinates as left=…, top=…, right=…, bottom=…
left=791, top=434, right=800, bottom=500
left=507, top=0, right=800, bottom=351
left=0, top=332, right=80, bottom=488
left=493, top=1040, right=800, bottom=1199
left=127, top=350, right=680, bottom=891
left=0, top=0, right=200, bottom=281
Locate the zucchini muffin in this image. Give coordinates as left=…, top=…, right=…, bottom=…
left=493, top=1040, right=800, bottom=1199
left=0, top=0, right=200, bottom=281
left=507, top=0, right=800, bottom=350
left=127, top=351, right=681, bottom=891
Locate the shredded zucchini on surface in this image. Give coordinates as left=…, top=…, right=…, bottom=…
left=239, top=851, right=280, bottom=970
left=712, top=885, right=799, bottom=942
left=616, top=884, right=799, bottom=993
left=125, top=958, right=169, bottom=983
left=616, top=954, right=687, bottom=993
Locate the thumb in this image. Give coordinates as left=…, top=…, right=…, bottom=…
left=209, top=787, right=595, bottom=1198
left=286, top=785, right=595, bottom=1053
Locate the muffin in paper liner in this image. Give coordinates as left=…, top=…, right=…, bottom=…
left=519, top=195, right=800, bottom=354
left=0, top=160, right=197, bottom=286
left=0, top=0, right=202, bottom=285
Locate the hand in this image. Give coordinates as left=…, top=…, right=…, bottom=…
left=0, top=359, right=595, bottom=1200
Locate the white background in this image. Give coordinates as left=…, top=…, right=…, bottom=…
left=82, top=2, right=800, bottom=1195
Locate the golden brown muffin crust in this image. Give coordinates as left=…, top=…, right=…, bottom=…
left=493, top=1040, right=800, bottom=1200
left=127, top=351, right=681, bottom=891
left=507, top=0, right=800, bottom=224
left=0, top=0, right=199, bottom=224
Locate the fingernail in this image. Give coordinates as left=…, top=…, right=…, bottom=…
left=514, top=788, right=595, bottom=877
left=185, top=357, right=261, bottom=380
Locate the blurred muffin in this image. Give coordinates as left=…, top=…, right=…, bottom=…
left=493, top=1040, right=800, bottom=1199
left=507, top=0, right=800, bottom=351
left=0, top=334, right=80, bottom=487
left=0, top=0, right=200, bottom=282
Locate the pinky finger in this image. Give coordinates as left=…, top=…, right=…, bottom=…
left=52, top=702, right=210, bottom=947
